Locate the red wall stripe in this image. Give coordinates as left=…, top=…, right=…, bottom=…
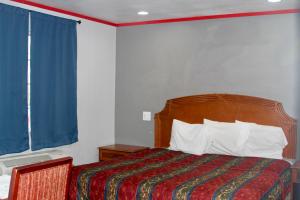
left=10, top=1, right=300, bottom=27
left=12, top=0, right=117, bottom=26
left=117, top=9, right=300, bottom=27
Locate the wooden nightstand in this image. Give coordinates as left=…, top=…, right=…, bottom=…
left=98, top=144, right=149, bottom=161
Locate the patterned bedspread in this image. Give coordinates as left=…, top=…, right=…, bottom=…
left=69, top=148, right=291, bottom=200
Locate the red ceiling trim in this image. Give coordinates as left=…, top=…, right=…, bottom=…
left=10, top=1, right=300, bottom=27
left=116, top=9, right=300, bottom=27
left=12, top=0, right=117, bottom=26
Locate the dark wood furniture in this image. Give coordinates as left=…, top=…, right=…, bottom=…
left=7, top=157, right=72, bottom=200
left=292, top=160, right=300, bottom=199
left=98, top=144, right=149, bottom=161
left=292, top=160, right=300, bottom=183
left=154, top=93, right=297, bottom=159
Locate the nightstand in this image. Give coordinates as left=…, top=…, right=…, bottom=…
left=98, top=144, right=149, bottom=161
left=292, top=160, right=300, bottom=200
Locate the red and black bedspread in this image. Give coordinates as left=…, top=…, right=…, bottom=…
left=69, top=148, right=291, bottom=200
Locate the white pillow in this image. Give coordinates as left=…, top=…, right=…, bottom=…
left=236, top=120, right=288, bottom=159
left=203, top=119, right=250, bottom=156
left=204, top=119, right=235, bottom=127
left=169, top=119, right=210, bottom=155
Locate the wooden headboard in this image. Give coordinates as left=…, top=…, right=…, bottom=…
left=154, top=94, right=297, bottom=159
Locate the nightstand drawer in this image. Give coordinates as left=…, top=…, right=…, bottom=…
left=100, top=150, right=128, bottom=161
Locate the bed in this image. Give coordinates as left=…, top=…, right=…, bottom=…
left=69, top=94, right=297, bottom=200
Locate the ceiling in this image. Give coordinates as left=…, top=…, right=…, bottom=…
left=14, top=0, right=300, bottom=24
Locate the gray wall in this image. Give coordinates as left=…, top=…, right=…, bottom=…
left=115, top=14, right=300, bottom=156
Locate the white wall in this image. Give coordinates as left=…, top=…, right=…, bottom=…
left=0, top=1, right=116, bottom=165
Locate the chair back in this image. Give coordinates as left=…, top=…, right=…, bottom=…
left=8, top=157, right=72, bottom=200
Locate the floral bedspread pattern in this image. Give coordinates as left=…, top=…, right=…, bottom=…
left=69, top=148, right=291, bottom=200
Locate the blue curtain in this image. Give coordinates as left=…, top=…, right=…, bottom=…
left=30, top=12, right=78, bottom=150
left=0, top=4, right=29, bottom=155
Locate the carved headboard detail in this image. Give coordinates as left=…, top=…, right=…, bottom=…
left=154, top=94, right=297, bottom=159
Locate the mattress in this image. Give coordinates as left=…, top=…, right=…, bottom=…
left=69, top=148, right=291, bottom=200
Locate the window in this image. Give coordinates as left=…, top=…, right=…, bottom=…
left=27, top=14, right=32, bottom=149
left=0, top=6, right=78, bottom=155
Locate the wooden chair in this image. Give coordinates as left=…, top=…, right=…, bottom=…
left=7, top=157, right=72, bottom=200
